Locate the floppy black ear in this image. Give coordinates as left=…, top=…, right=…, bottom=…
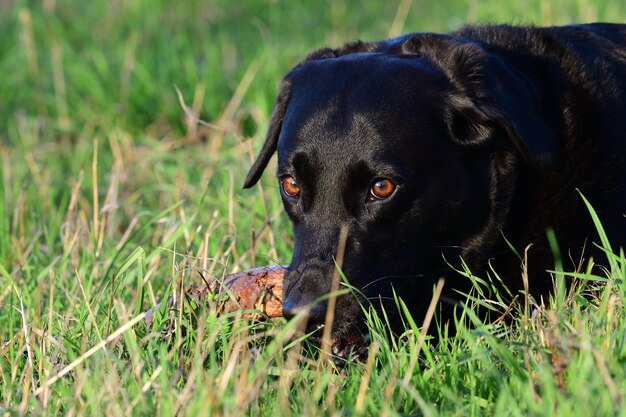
left=243, top=80, right=292, bottom=189
left=403, top=34, right=561, bottom=170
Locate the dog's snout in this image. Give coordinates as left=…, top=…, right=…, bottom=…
left=282, top=295, right=327, bottom=324
left=282, top=267, right=329, bottom=326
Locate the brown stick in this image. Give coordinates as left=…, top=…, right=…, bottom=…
left=145, top=265, right=286, bottom=326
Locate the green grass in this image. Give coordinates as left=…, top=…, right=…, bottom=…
left=1, top=0, right=625, bottom=415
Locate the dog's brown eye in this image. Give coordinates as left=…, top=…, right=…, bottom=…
left=369, top=179, right=396, bottom=200
left=281, top=175, right=301, bottom=198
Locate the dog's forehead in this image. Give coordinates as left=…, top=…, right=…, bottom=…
left=285, top=52, right=446, bottom=113
left=277, top=53, right=448, bottom=164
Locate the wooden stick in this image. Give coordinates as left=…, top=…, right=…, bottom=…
left=145, top=265, right=286, bottom=326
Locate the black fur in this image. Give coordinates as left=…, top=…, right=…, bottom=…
left=244, top=24, right=626, bottom=341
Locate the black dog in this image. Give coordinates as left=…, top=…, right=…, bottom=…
left=243, top=24, right=626, bottom=348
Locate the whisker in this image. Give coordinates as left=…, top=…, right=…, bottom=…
left=365, top=296, right=397, bottom=302
left=361, top=274, right=427, bottom=290
left=360, top=263, right=456, bottom=290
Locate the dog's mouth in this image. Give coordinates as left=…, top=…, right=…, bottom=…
left=309, top=324, right=370, bottom=364
left=331, top=331, right=370, bottom=364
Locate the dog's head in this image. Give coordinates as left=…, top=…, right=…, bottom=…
left=243, top=34, right=559, bottom=345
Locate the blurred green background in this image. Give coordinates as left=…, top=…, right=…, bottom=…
left=2, top=0, right=624, bottom=135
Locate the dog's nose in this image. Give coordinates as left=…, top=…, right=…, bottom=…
left=282, top=295, right=327, bottom=326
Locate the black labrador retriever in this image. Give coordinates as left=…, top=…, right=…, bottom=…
left=243, top=24, right=626, bottom=351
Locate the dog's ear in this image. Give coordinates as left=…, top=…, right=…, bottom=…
left=243, top=80, right=292, bottom=189
left=403, top=34, right=561, bottom=170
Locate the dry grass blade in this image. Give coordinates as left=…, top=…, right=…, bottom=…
left=320, top=225, right=349, bottom=358
left=400, top=278, right=445, bottom=389
left=33, top=311, right=148, bottom=397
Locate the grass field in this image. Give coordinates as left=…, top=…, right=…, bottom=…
left=1, top=0, right=625, bottom=415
